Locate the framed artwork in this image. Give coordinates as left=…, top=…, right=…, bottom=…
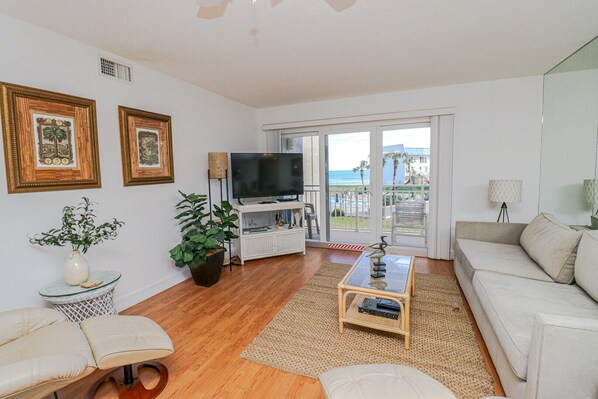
left=0, top=82, right=101, bottom=193
left=118, top=106, right=174, bottom=186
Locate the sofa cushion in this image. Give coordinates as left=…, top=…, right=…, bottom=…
left=575, top=231, right=598, bottom=301
left=455, top=239, right=552, bottom=282
left=520, top=213, right=582, bottom=283
left=472, top=271, right=598, bottom=380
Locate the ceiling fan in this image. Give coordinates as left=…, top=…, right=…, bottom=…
left=197, top=0, right=357, bottom=19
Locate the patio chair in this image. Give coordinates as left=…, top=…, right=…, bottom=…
left=391, top=200, right=427, bottom=245
left=305, top=203, right=320, bottom=239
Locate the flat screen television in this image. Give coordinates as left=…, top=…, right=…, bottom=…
left=231, top=153, right=304, bottom=199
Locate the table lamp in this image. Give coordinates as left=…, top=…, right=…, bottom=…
left=488, top=180, right=522, bottom=223
left=584, top=179, right=598, bottom=229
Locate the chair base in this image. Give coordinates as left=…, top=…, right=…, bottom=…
left=88, top=362, right=168, bottom=399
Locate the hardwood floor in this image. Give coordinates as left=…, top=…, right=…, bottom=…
left=53, top=248, right=504, bottom=398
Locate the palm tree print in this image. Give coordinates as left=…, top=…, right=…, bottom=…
left=42, top=126, right=67, bottom=158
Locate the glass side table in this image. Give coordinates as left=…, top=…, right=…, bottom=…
left=39, top=270, right=121, bottom=324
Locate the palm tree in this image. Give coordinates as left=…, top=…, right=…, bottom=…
left=401, top=153, right=415, bottom=184
left=42, top=126, right=67, bottom=158
left=384, top=151, right=404, bottom=188
left=352, top=160, right=369, bottom=190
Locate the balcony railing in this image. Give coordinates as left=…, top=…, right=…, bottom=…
left=303, top=184, right=429, bottom=234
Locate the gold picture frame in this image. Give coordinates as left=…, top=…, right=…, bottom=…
left=0, top=82, right=101, bottom=194
left=118, top=106, right=174, bottom=186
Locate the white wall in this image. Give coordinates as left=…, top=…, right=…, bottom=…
left=0, top=15, right=257, bottom=312
left=257, top=76, right=544, bottom=226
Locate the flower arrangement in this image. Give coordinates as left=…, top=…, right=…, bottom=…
left=29, top=197, right=125, bottom=254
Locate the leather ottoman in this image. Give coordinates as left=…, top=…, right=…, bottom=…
left=319, top=364, right=456, bottom=399
left=81, top=315, right=174, bottom=398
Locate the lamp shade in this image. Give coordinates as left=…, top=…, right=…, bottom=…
left=208, top=152, right=228, bottom=179
left=584, top=179, right=598, bottom=204
left=488, top=180, right=522, bottom=203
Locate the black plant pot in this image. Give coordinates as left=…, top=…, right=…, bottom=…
left=189, top=250, right=225, bottom=287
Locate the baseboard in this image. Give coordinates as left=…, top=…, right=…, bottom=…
left=115, top=271, right=189, bottom=312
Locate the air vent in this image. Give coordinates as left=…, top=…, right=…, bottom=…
left=99, top=57, right=132, bottom=82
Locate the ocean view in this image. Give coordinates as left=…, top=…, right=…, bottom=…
left=329, top=170, right=370, bottom=186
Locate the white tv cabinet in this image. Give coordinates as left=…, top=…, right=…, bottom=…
left=233, top=202, right=305, bottom=265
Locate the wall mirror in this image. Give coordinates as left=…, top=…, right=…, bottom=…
left=539, top=36, right=598, bottom=226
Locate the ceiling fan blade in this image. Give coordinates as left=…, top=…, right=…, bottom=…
left=197, top=0, right=229, bottom=19
left=323, top=0, right=357, bottom=12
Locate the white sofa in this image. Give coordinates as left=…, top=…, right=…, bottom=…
left=454, top=214, right=598, bottom=399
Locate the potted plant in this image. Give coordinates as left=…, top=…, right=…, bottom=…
left=169, top=191, right=238, bottom=287
left=29, top=197, right=125, bottom=286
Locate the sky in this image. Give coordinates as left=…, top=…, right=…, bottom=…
left=328, top=127, right=430, bottom=171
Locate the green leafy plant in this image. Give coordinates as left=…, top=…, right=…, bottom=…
left=330, top=208, right=345, bottom=217
left=169, top=191, right=238, bottom=269
left=29, top=197, right=124, bottom=254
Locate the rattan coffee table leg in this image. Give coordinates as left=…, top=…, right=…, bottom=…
left=338, top=287, right=344, bottom=333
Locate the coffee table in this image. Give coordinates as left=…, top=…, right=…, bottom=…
left=338, top=252, right=415, bottom=349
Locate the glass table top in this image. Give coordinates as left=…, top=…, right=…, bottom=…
left=344, top=254, right=412, bottom=293
left=39, top=271, right=121, bottom=297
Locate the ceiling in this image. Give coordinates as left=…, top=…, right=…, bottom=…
left=1, top=0, right=597, bottom=108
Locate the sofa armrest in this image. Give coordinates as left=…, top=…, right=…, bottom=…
left=0, top=308, right=65, bottom=346
left=455, top=221, right=527, bottom=245
left=525, top=313, right=598, bottom=399
left=0, top=354, right=89, bottom=398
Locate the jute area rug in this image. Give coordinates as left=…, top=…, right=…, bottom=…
left=241, top=262, right=494, bottom=399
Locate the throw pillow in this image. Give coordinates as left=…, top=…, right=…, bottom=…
left=575, top=231, right=598, bottom=301
left=520, top=213, right=582, bottom=284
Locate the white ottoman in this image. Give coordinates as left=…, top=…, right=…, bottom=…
left=81, top=315, right=174, bottom=398
left=319, top=364, right=456, bottom=399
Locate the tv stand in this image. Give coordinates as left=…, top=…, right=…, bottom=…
left=237, top=198, right=245, bottom=206
left=258, top=200, right=278, bottom=204
left=233, top=202, right=305, bottom=265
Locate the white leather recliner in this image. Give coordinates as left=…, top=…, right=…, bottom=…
left=0, top=307, right=173, bottom=399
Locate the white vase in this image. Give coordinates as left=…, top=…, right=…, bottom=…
left=64, top=250, right=90, bottom=286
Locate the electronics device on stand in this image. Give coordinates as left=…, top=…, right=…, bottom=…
left=230, top=153, right=306, bottom=264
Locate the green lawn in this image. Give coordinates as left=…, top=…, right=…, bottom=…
left=329, top=216, right=424, bottom=235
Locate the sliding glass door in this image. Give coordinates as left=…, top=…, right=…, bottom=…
left=380, top=123, right=431, bottom=248
left=281, top=132, right=321, bottom=240
left=280, top=119, right=433, bottom=253
left=325, top=130, right=373, bottom=244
